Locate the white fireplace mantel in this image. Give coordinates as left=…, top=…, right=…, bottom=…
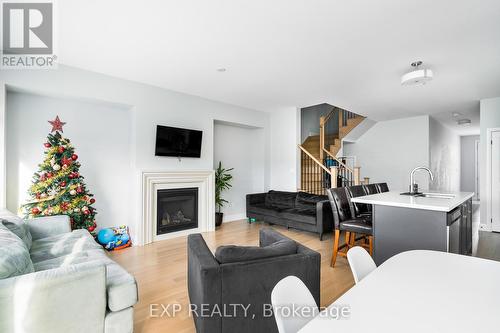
left=141, top=170, right=215, bottom=245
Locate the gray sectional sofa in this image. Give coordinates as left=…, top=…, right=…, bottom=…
left=246, top=190, right=333, bottom=240
left=0, top=209, right=138, bottom=333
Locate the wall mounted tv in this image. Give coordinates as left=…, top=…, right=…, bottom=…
left=155, top=125, right=203, bottom=158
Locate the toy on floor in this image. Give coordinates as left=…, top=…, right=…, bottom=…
left=97, top=225, right=131, bottom=251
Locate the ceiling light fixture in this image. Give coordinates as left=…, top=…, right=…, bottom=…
left=216, top=68, right=226, bottom=72
left=457, top=119, right=472, bottom=126
left=452, top=112, right=462, bottom=118
left=401, top=61, right=433, bottom=86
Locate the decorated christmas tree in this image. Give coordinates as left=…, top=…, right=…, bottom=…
left=23, top=116, right=97, bottom=234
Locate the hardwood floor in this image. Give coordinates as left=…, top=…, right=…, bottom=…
left=110, top=208, right=500, bottom=333
left=109, top=220, right=354, bottom=333
left=476, top=231, right=500, bottom=260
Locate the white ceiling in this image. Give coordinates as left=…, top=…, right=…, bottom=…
left=431, top=110, right=480, bottom=136
left=57, top=0, right=500, bottom=120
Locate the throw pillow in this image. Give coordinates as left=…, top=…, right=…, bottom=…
left=0, top=223, right=35, bottom=279
left=1, top=217, right=32, bottom=250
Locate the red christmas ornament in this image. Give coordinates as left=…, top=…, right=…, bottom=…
left=44, top=142, right=52, bottom=148
left=35, top=193, right=41, bottom=199
left=76, top=186, right=83, bottom=194
left=48, top=116, right=66, bottom=133
left=58, top=146, right=65, bottom=153
left=62, top=157, right=72, bottom=166
left=90, top=198, right=96, bottom=204
left=71, top=154, right=78, bottom=161
left=46, top=172, right=53, bottom=178
left=31, top=207, right=40, bottom=215
left=83, top=209, right=90, bottom=215
left=60, top=181, right=66, bottom=187
left=87, top=226, right=95, bottom=232
left=60, top=202, right=69, bottom=211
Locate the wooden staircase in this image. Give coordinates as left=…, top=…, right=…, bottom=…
left=302, top=135, right=321, bottom=160
left=320, top=109, right=365, bottom=159
left=299, top=108, right=368, bottom=195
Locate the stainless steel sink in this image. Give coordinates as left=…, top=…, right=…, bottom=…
left=421, top=193, right=456, bottom=199
left=400, top=192, right=456, bottom=199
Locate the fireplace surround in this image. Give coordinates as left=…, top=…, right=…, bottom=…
left=142, top=171, right=215, bottom=244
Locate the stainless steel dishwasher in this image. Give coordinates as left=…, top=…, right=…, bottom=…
left=447, top=206, right=462, bottom=254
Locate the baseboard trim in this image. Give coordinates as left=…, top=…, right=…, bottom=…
left=479, top=224, right=492, bottom=232
left=222, top=213, right=247, bottom=223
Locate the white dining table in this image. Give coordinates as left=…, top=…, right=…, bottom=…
left=299, top=250, right=500, bottom=333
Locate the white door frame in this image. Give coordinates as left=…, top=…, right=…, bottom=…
left=475, top=139, right=480, bottom=201
left=486, top=128, right=500, bottom=232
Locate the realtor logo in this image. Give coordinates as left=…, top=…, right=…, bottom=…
left=1, top=0, right=57, bottom=69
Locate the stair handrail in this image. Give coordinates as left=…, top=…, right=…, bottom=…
left=321, top=108, right=336, bottom=125
left=298, top=145, right=331, bottom=174
left=300, top=107, right=365, bottom=193
left=322, top=148, right=353, bottom=173
left=319, top=108, right=338, bottom=161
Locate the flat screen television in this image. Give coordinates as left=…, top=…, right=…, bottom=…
left=155, top=125, right=203, bottom=158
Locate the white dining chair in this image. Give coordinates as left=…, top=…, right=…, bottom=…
left=271, top=275, right=318, bottom=333
left=347, top=246, right=377, bottom=283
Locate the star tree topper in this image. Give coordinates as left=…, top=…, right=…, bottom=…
left=48, top=116, right=66, bottom=133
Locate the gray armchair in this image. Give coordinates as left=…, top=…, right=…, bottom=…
left=187, top=228, right=321, bottom=333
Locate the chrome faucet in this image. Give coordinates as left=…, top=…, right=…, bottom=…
left=409, top=166, right=434, bottom=194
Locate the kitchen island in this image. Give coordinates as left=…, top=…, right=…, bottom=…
left=351, top=191, right=474, bottom=265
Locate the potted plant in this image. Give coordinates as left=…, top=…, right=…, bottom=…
left=215, top=161, right=233, bottom=227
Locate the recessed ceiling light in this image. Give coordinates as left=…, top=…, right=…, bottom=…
left=216, top=68, right=226, bottom=72
left=452, top=112, right=462, bottom=118
left=458, top=119, right=472, bottom=126
left=401, top=61, right=433, bottom=86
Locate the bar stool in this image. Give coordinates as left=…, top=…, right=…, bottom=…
left=346, top=185, right=372, bottom=221
left=375, top=182, right=389, bottom=193
left=363, top=183, right=379, bottom=195
left=327, top=188, right=373, bottom=267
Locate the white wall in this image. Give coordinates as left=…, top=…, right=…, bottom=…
left=342, top=118, right=377, bottom=143
left=300, top=104, right=332, bottom=143
left=0, top=65, right=271, bottom=244
left=6, top=92, right=133, bottom=230
left=213, top=121, right=265, bottom=222
left=480, top=97, right=500, bottom=228
left=428, top=117, right=461, bottom=192
left=0, top=85, right=5, bottom=208
left=269, top=108, right=300, bottom=191
left=460, top=135, right=479, bottom=195
left=343, top=115, right=430, bottom=191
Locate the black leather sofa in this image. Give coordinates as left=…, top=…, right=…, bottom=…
left=187, top=228, right=320, bottom=333
left=246, top=190, right=333, bottom=240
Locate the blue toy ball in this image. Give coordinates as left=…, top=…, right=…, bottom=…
left=97, top=228, right=115, bottom=245
left=120, top=233, right=130, bottom=244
